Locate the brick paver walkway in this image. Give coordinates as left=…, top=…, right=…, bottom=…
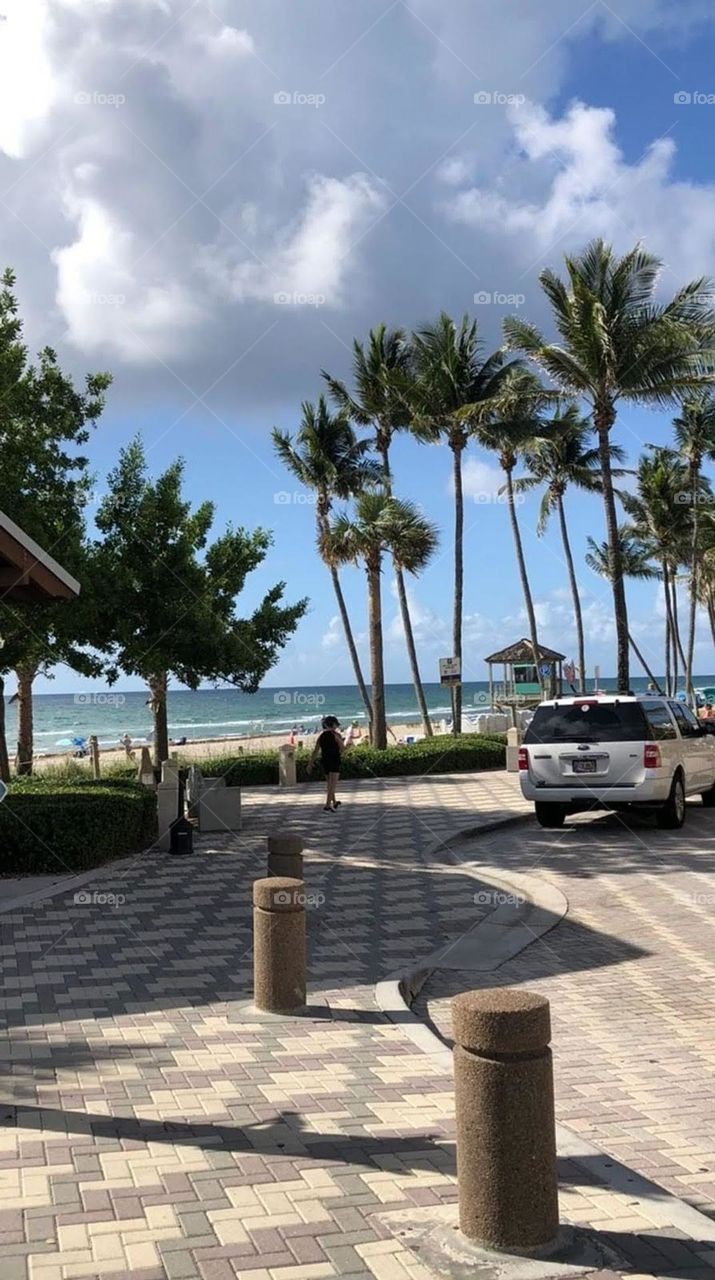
left=1, top=772, right=715, bottom=1279
left=415, top=806, right=715, bottom=1222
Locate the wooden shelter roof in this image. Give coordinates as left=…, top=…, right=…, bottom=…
left=484, top=638, right=565, bottom=664
left=0, top=512, right=80, bottom=604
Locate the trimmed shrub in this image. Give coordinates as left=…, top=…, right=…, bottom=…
left=190, top=732, right=506, bottom=788
left=0, top=779, right=157, bottom=874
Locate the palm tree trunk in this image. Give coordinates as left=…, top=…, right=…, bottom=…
left=686, top=458, right=700, bottom=705
left=595, top=407, right=629, bottom=691
left=663, top=561, right=676, bottom=696
left=395, top=565, right=433, bottom=736
left=317, top=502, right=372, bottom=728
left=709, top=592, right=715, bottom=647
left=0, top=674, right=11, bottom=783
left=148, top=672, right=169, bottom=768
left=329, top=564, right=373, bottom=728
left=367, top=554, right=386, bottom=749
left=670, top=567, right=687, bottom=673
left=15, top=663, right=36, bottom=776
left=557, top=494, right=586, bottom=693
left=628, top=634, right=662, bottom=691
left=380, top=430, right=432, bottom=736
left=505, top=468, right=542, bottom=690
left=452, top=442, right=464, bottom=736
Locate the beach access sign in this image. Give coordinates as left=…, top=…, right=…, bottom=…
left=439, top=657, right=461, bottom=686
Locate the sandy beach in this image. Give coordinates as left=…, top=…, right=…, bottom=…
left=31, top=722, right=429, bottom=773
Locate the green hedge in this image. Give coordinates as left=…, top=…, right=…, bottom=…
left=0, top=779, right=157, bottom=874
left=190, top=732, right=506, bottom=787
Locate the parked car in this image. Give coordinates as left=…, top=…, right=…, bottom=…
left=519, top=695, right=715, bottom=829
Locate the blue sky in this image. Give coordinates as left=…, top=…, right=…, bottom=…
left=2, top=1, right=715, bottom=693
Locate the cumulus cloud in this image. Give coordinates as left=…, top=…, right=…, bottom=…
left=444, top=99, right=715, bottom=283
left=1, top=0, right=714, bottom=406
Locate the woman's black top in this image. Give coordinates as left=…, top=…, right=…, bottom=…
left=317, top=730, right=341, bottom=772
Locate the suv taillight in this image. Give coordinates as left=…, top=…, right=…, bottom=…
left=644, top=742, right=661, bottom=768
left=518, top=747, right=528, bottom=771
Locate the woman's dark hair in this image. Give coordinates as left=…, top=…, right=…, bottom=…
left=322, top=715, right=340, bottom=729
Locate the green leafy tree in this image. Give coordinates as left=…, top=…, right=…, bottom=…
left=672, top=394, right=715, bottom=701
left=94, top=438, right=307, bottom=766
left=326, top=493, right=438, bottom=749
left=0, top=268, right=111, bottom=777
left=515, top=408, right=626, bottom=692
left=323, top=325, right=434, bottom=737
left=409, top=314, right=516, bottom=733
left=505, top=239, right=715, bottom=691
left=272, top=397, right=380, bottom=729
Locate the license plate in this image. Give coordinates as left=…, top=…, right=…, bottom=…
left=573, top=758, right=597, bottom=773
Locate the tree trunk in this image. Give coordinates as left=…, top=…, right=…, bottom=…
left=686, top=458, right=700, bottom=705
left=367, top=555, right=386, bottom=749
left=329, top=564, right=373, bottom=729
left=317, top=501, right=372, bottom=729
left=395, top=565, right=433, bottom=736
left=505, top=467, right=542, bottom=690
left=380, top=429, right=432, bottom=736
left=452, top=442, right=464, bottom=735
left=557, top=494, right=586, bottom=693
left=709, top=592, right=715, bottom=647
left=596, top=406, right=629, bottom=691
left=0, top=674, right=10, bottom=783
left=15, top=663, right=36, bottom=776
left=629, top=634, right=662, bottom=692
left=670, top=567, right=687, bottom=673
left=663, top=561, right=676, bottom=696
left=148, top=672, right=169, bottom=768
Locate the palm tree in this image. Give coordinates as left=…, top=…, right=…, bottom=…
left=585, top=527, right=663, bottom=690
left=326, top=493, right=439, bottom=749
left=323, top=325, right=433, bottom=737
left=409, top=313, right=517, bottom=733
left=620, top=450, right=693, bottom=695
left=505, top=239, right=715, bottom=691
left=467, top=369, right=558, bottom=693
left=272, top=398, right=381, bottom=729
left=673, top=394, right=715, bottom=702
left=515, top=408, right=627, bottom=693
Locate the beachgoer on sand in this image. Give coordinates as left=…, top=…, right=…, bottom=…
left=308, top=715, right=350, bottom=812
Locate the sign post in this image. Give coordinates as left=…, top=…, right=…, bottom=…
left=440, top=657, right=462, bottom=734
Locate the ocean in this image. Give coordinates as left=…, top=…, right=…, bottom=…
left=9, top=676, right=715, bottom=755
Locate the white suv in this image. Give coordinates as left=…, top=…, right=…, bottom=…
left=519, top=695, right=715, bottom=829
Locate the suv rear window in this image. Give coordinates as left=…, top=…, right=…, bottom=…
left=524, top=701, right=648, bottom=745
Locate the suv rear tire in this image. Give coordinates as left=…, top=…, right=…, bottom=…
left=656, top=773, right=686, bottom=829
left=535, top=802, right=567, bottom=829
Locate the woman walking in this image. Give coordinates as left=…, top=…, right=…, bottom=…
left=310, top=715, right=348, bottom=811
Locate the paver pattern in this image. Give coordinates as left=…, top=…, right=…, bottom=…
left=416, top=806, right=715, bottom=1223
left=0, top=771, right=714, bottom=1279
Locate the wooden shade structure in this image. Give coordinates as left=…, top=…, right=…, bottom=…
left=484, top=637, right=565, bottom=705
left=0, top=512, right=80, bottom=604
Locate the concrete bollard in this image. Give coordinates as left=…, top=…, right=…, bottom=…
left=278, top=744, right=297, bottom=787
left=506, top=726, right=523, bottom=773
left=253, top=877, right=306, bottom=1013
left=452, top=988, right=559, bottom=1254
left=267, top=833, right=304, bottom=879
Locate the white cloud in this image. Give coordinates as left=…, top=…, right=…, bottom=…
left=461, top=457, right=505, bottom=504
left=321, top=615, right=342, bottom=650
left=443, top=99, right=715, bottom=283
left=210, top=173, right=386, bottom=307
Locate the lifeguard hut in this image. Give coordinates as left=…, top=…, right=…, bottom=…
left=484, top=638, right=565, bottom=709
